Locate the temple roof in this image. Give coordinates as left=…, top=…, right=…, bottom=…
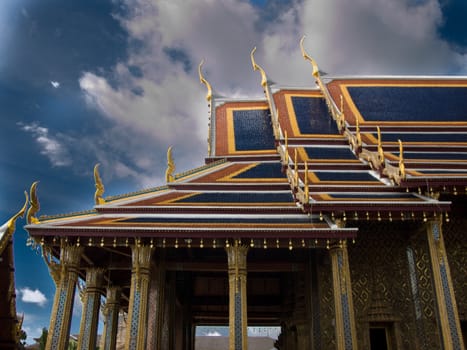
left=25, top=75, right=467, bottom=243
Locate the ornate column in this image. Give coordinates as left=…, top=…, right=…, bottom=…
left=146, top=260, right=165, bottom=349
left=101, top=286, right=121, bottom=350
left=329, top=240, right=358, bottom=350
left=46, top=245, right=83, bottom=350
left=426, top=219, right=465, bottom=350
left=77, top=268, right=104, bottom=350
left=226, top=240, right=249, bottom=350
left=125, top=244, right=153, bottom=350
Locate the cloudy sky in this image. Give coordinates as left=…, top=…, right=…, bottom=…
left=1, top=0, right=466, bottom=343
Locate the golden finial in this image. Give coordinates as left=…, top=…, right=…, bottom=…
left=0, top=192, right=28, bottom=253
left=8, top=192, right=28, bottom=232
left=94, top=164, right=105, bottom=205
left=377, top=127, right=384, bottom=166
left=304, top=161, right=309, bottom=200
left=165, top=146, right=175, bottom=183
left=250, top=47, right=268, bottom=88
left=338, top=94, right=346, bottom=130
left=27, top=181, right=40, bottom=224
left=284, top=130, right=289, bottom=164
left=300, top=35, right=319, bottom=78
left=355, top=117, right=362, bottom=149
left=294, top=148, right=299, bottom=186
left=198, top=59, right=212, bottom=102
left=398, top=139, right=406, bottom=179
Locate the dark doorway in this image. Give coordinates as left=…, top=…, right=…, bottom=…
left=461, top=321, right=467, bottom=348
left=370, top=327, right=389, bottom=350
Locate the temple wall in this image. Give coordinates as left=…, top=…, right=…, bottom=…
left=444, top=216, right=467, bottom=324
left=316, top=251, right=335, bottom=350
left=347, top=222, right=441, bottom=349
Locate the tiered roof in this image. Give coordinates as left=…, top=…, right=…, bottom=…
left=26, top=56, right=467, bottom=248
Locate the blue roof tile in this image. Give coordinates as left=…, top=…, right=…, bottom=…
left=233, top=109, right=275, bottom=151
left=348, top=86, right=467, bottom=122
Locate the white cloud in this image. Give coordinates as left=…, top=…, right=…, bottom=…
left=20, top=287, right=47, bottom=307
left=50, top=81, right=60, bottom=88
left=75, top=0, right=466, bottom=188
left=206, top=331, right=222, bottom=337
left=18, top=122, right=72, bottom=167
left=294, top=0, right=465, bottom=75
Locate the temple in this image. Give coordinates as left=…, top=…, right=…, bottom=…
left=0, top=194, right=27, bottom=349
left=23, top=42, right=467, bottom=350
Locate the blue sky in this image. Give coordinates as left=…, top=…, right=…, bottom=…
left=1, top=0, right=466, bottom=344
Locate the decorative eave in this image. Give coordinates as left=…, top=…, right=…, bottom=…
left=25, top=225, right=358, bottom=241
left=94, top=205, right=307, bottom=215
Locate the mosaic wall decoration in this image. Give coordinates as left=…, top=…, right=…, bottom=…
left=79, top=294, right=95, bottom=350
left=128, top=282, right=141, bottom=350
left=443, top=217, right=467, bottom=320
left=348, top=222, right=440, bottom=349
left=317, top=252, right=336, bottom=350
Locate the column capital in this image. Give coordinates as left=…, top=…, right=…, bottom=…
left=226, top=242, right=249, bottom=270
left=60, top=245, right=83, bottom=267
left=131, top=244, right=153, bottom=269
left=105, top=286, right=121, bottom=305
left=328, top=239, right=347, bottom=254
left=85, top=268, right=105, bottom=289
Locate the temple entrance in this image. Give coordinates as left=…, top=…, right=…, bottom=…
left=369, top=327, right=389, bottom=350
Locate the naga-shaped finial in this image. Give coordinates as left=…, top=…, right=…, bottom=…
left=377, top=127, right=385, bottom=166
left=284, top=130, right=289, bottom=164
left=165, top=146, right=175, bottom=183
left=300, top=35, right=320, bottom=78
left=94, top=164, right=105, bottom=205
left=0, top=192, right=28, bottom=254
left=198, top=59, right=212, bottom=102
left=250, top=47, right=268, bottom=88
left=398, top=139, right=406, bottom=179
left=27, top=182, right=40, bottom=224
left=294, top=148, right=299, bottom=187
left=355, top=117, right=362, bottom=150
left=338, top=94, right=346, bottom=130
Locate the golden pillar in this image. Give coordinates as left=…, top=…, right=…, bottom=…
left=426, top=219, right=465, bottom=350
left=46, top=245, right=83, bottom=350
left=226, top=240, right=249, bottom=350
left=77, top=268, right=105, bottom=350
left=329, top=240, right=358, bottom=350
left=101, top=286, right=121, bottom=350
left=146, top=259, right=165, bottom=349
left=125, top=244, right=153, bottom=350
